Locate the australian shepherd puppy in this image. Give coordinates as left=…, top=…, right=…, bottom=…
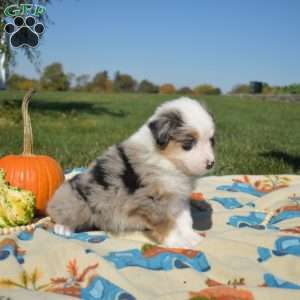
left=47, top=97, right=215, bottom=248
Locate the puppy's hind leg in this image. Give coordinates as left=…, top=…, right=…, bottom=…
left=47, top=180, right=93, bottom=236
left=53, top=224, right=73, bottom=237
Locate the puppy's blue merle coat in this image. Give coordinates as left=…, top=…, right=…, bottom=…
left=47, top=98, right=215, bottom=247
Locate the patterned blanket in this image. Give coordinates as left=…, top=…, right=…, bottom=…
left=0, top=174, right=300, bottom=300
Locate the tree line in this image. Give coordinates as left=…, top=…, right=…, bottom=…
left=231, top=82, right=300, bottom=95
left=6, top=62, right=222, bottom=95
left=6, top=62, right=300, bottom=95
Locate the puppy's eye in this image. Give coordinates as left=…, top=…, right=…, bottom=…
left=210, top=137, right=215, bottom=147
left=182, top=140, right=195, bottom=151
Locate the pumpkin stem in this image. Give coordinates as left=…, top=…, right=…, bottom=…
left=22, top=89, right=35, bottom=155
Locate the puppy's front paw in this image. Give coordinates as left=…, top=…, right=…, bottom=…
left=183, top=230, right=203, bottom=248
left=54, top=224, right=73, bottom=237
left=163, top=228, right=201, bottom=249
left=163, top=228, right=186, bottom=248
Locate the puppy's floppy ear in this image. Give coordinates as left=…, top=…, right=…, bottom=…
left=148, top=110, right=183, bottom=149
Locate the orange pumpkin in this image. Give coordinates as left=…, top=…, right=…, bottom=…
left=0, top=89, right=64, bottom=215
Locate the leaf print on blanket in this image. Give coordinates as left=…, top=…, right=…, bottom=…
left=17, top=226, right=107, bottom=244
left=98, top=244, right=210, bottom=272
left=51, top=231, right=107, bottom=243
left=17, top=222, right=54, bottom=241
left=0, top=268, right=49, bottom=291
left=49, top=259, right=136, bottom=300
left=0, top=238, right=26, bottom=264
left=211, top=197, right=243, bottom=209
left=189, top=277, right=255, bottom=300
left=262, top=273, right=300, bottom=290
left=47, top=259, right=98, bottom=297
left=257, top=236, right=300, bottom=262
left=281, top=226, right=300, bottom=234
left=227, top=212, right=276, bottom=230
left=217, top=175, right=291, bottom=197
left=228, top=202, right=300, bottom=230
left=81, top=276, right=136, bottom=300
left=0, top=259, right=135, bottom=300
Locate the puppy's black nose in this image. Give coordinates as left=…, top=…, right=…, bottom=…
left=206, top=160, right=214, bottom=169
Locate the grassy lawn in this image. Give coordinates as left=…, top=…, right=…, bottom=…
left=0, top=91, right=299, bottom=175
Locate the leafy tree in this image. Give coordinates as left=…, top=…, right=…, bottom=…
left=40, top=62, right=70, bottom=91
left=230, top=84, right=250, bottom=94
left=176, top=86, right=193, bottom=95
left=159, top=83, right=176, bottom=94
left=7, top=73, right=39, bottom=90
left=7, top=73, right=27, bottom=89
left=249, top=81, right=263, bottom=94
left=137, top=80, right=159, bottom=93
left=67, top=72, right=76, bottom=88
left=264, top=83, right=300, bottom=95
left=105, top=79, right=113, bottom=93
left=88, top=71, right=112, bottom=92
left=194, top=84, right=221, bottom=95
left=0, top=0, right=52, bottom=89
left=262, top=82, right=273, bottom=94
left=269, top=86, right=281, bottom=94
left=285, top=83, right=300, bottom=94
left=74, top=74, right=90, bottom=91
left=113, top=71, right=137, bottom=92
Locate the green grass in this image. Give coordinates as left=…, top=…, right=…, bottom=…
left=0, top=90, right=299, bottom=175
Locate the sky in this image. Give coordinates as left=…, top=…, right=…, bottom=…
left=11, top=0, right=300, bottom=92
